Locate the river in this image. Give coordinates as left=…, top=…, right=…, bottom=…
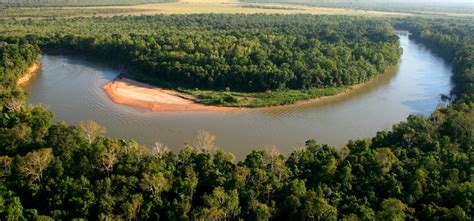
left=25, top=33, right=453, bottom=159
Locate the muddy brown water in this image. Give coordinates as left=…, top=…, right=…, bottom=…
left=26, top=33, right=453, bottom=159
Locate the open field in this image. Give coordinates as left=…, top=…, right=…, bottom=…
left=0, top=0, right=414, bottom=18
left=76, top=0, right=411, bottom=16
left=0, top=0, right=173, bottom=7
left=1, top=0, right=472, bottom=19
left=0, top=7, right=156, bottom=18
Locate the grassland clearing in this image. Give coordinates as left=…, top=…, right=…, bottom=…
left=1, top=0, right=412, bottom=18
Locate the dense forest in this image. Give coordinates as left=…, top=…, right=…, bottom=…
left=0, top=15, right=473, bottom=220
left=0, top=15, right=401, bottom=92
left=0, top=14, right=402, bottom=106
left=0, top=0, right=173, bottom=7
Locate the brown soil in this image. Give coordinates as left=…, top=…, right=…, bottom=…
left=17, top=63, right=40, bottom=85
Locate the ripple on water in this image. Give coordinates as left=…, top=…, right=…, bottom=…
left=26, top=34, right=454, bottom=159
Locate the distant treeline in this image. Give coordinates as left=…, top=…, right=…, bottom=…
left=240, top=0, right=474, bottom=14
left=0, top=8, right=152, bottom=18
left=0, top=0, right=173, bottom=7
left=0, top=14, right=401, bottom=92
left=240, top=4, right=304, bottom=10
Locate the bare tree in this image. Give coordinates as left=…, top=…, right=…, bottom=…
left=264, top=146, right=287, bottom=181
left=140, top=173, right=170, bottom=195
left=18, top=148, right=53, bottom=183
left=193, top=130, right=218, bottom=153
left=152, top=141, right=170, bottom=158
left=78, top=120, right=107, bottom=144
left=4, top=99, right=22, bottom=111
left=99, top=144, right=118, bottom=173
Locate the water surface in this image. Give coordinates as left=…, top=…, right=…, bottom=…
left=26, top=34, right=453, bottom=159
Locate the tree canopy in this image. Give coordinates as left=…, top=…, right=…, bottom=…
left=0, top=14, right=401, bottom=92
left=0, top=15, right=473, bottom=220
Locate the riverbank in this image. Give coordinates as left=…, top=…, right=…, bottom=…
left=101, top=75, right=387, bottom=111
left=17, top=63, right=40, bottom=85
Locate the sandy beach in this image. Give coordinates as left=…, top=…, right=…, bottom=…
left=102, top=78, right=240, bottom=111
left=17, top=63, right=40, bottom=85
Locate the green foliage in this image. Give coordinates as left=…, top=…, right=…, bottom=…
left=0, top=14, right=401, bottom=93
left=184, top=86, right=344, bottom=107
left=0, top=15, right=473, bottom=220
left=1, top=106, right=472, bottom=219
left=0, top=42, right=39, bottom=86
left=376, top=198, right=411, bottom=221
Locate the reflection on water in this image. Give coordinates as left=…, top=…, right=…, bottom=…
left=26, top=34, right=453, bottom=159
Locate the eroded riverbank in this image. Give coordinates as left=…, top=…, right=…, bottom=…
left=17, top=63, right=41, bottom=85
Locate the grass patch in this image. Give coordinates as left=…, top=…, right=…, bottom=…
left=1, top=0, right=410, bottom=17
left=180, top=87, right=346, bottom=107
left=131, top=71, right=346, bottom=108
